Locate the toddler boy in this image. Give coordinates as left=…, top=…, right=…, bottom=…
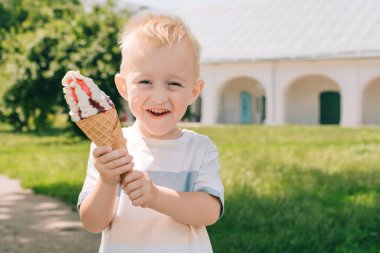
left=77, top=12, right=224, bottom=253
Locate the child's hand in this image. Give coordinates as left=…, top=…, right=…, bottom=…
left=121, top=171, right=158, bottom=208
left=93, top=147, right=134, bottom=186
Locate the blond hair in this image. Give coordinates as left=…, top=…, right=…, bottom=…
left=118, top=12, right=201, bottom=77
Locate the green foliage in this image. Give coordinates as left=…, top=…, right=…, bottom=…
left=2, top=125, right=380, bottom=252
left=0, top=0, right=130, bottom=132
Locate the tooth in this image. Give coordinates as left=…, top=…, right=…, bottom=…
left=148, top=109, right=169, bottom=114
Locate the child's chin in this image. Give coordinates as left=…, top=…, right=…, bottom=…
left=147, top=127, right=176, bottom=139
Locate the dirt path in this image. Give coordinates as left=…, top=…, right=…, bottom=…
left=0, top=175, right=100, bottom=253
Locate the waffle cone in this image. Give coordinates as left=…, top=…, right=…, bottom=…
left=76, top=108, right=126, bottom=150
left=76, top=108, right=129, bottom=180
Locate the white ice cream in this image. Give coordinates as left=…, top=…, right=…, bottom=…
left=62, top=70, right=113, bottom=122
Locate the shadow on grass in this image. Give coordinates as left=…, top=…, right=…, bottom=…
left=31, top=182, right=83, bottom=211
left=209, top=167, right=380, bottom=253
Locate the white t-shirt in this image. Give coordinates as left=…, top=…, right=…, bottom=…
left=78, top=126, right=224, bottom=253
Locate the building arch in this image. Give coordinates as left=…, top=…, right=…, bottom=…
left=363, top=76, right=380, bottom=125
left=284, top=74, right=341, bottom=125
left=218, top=76, right=266, bottom=124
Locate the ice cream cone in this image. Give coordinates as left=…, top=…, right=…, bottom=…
left=76, top=108, right=128, bottom=180
left=76, top=108, right=126, bottom=150
left=62, top=70, right=129, bottom=181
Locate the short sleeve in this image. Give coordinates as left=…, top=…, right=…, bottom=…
left=77, top=142, right=99, bottom=210
left=193, top=138, right=225, bottom=218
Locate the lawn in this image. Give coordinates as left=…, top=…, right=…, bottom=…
left=1, top=124, right=380, bottom=253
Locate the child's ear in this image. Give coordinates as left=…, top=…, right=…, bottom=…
left=114, top=74, right=128, bottom=101
left=189, top=80, right=204, bottom=105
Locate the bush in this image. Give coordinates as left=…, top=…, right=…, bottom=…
left=0, top=0, right=130, bottom=132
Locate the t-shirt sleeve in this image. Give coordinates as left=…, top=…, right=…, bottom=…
left=193, top=137, right=225, bottom=218
left=77, top=142, right=99, bottom=210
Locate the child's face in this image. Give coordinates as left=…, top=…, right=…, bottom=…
left=115, top=34, right=203, bottom=139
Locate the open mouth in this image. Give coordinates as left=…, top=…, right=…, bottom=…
left=146, top=108, right=170, bottom=117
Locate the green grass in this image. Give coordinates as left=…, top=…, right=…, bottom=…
left=1, top=124, right=380, bottom=252
left=0, top=127, right=89, bottom=205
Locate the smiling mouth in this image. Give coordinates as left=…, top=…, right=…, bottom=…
left=146, top=108, right=170, bottom=117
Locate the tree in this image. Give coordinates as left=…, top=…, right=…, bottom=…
left=0, top=0, right=130, bottom=131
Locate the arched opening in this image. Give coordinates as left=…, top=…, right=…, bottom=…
left=363, top=77, right=380, bottom=125
left=285, top=75, right=341, bottom=125
left=219, top=77, right=266, bottom=124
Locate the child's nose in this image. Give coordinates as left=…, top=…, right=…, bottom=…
left=152, top=87, right=168, bottom=104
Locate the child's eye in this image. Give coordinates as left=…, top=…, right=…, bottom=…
left=139, top=80, right=152, bottom=85
left=168, top=82, right=183, bottom=87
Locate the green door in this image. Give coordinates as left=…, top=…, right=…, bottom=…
left=240, top=91, right=252, bottom=124
left=320, top=91, right=340, bottom=124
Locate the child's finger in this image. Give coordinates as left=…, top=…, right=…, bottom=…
left=106, top=155, right=133, bottom=170
left=97, top=148, right=129, bottom=164
left=131, top=195, right=147, bottom=207
left=115, top=162, right=134, bottom=178
left=129, top=188, right=144, bottom=202
left=123, top=170, right=143, bottom=185
left=124, top=176, right=141, bottom=194
left=93, top=146, right=112, bottom=158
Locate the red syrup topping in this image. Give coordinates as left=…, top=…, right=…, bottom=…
left=76, top=78, right=92, bottom=97
left=78, top=109, right=83, bottom=120
left=89, top=98, right=106, bottom=112
left=106, top=97, right=114, bottom=107
left=76, top=78, right=107, bottom=113
left=67, top=78, right=81, bottom=119
left=68, top=76, right=113, bottom=120
left=68, top=78, right=79, bottom=103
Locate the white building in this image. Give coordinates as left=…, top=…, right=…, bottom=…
left=171, top=0, right=380, bottom=126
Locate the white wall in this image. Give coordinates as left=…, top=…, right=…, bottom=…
left=220, top=77, right=265, bottom=123
left=285, top=75, right=339, bottom=124
left=200, top=63, right=272, bottom=124
left=199, top=58, right=380, bottom=126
